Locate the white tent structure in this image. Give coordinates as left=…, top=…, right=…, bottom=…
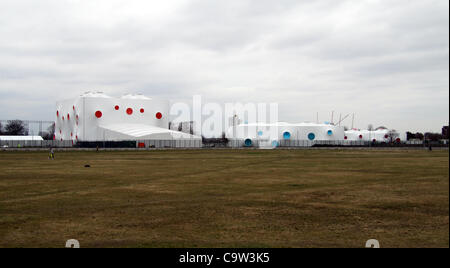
left=344, top=129, right=403, bottom=143
left=0, top=136, right=43, bottom=141
left=55, top=92, right=201, bottom=142
left=226, top=122, right=345, bottom=147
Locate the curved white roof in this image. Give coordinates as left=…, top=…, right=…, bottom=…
left=80, top=91, right=112, bottom=98
left=0, top=136, right=44, bottom=141
left=121, top=94, right=152, bottom=100
left=99, top=124, right=201, bottom=140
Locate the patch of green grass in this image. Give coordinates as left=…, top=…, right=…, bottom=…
left=0, top=149, right=448, bottom=248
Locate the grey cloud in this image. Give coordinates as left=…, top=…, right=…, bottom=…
left=0, top=0, right=448, bottom=133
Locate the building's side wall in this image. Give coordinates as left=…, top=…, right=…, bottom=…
left=56, top=97, right=169, bottom=141
left=55, top=98, right=82, bottom=143
left=227, top=124, right=346, bottom=142
left=292, top=125, right=345, bottom=141
left=344, top=130, right=396, bottom=142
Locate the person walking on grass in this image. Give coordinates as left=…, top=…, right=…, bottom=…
left=49, top=147, right=55, bottom=160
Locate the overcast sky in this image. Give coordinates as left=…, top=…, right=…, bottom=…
left=0, top=0, right=448, bottom=133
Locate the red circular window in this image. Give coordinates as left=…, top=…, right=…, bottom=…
left=384, top=134, right=389, bottom=139
left=373, top=139, right=376, bottom=142
left=95, top=111, right=103, bottom=118
left=359, top=135, right=363, bottom=139
left=56, top=111, right=59, bottom=117
left=71, top=132, right=73, bottom=137
left=115, top=105, right=119, bottom=110
left=67, top=114, right=70, bottom=120
left=126, top=108, right=133, bottom=115
left=53, top=134, right=56, bottom=140
left=73, top=105, right=75, bottom=110
left=140, top=108, right=144, bottom=113
left=156, top=112, right=162, bottom=119
left=75, top=135, right=78, bottom=140
left=62, top=116, right=64, bottom=121
left=344, top=136, right=348, bottom=140
left=396, top=138, right=401, bottom=142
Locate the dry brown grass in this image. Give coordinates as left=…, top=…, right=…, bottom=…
left=0, top=149, right=448, bottom=248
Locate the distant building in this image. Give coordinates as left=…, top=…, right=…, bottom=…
left=344, top=129, right=402, bottom=143
left=226, top=122, right=346, bottom=147
left=0, top=136, right=43, bottom=141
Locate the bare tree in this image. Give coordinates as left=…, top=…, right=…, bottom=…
left=4, top=120, right=27, bottom=135
left=387, top=129, right=399, bottom=143
left=415, top=132, right=424, bottom=140
left=39, top=123, right=55, bottom=140
left=49, top=123, right=55, bottom=137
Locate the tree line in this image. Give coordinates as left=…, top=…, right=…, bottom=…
left=1, top=120, right=448, bottom=142
left=406, top=131, right=448, bottom=141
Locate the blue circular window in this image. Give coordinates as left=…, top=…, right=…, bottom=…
left=244, top=138, right=252, bottom=147
left=283, top=131, right=291, bottom=140
left=257, top=131, right=263, bottom=136
left=271, top=140, right=279, bottom=147
left=308, top=133, right=316, bottom=140
left=327, top=130, right=333, bottom=136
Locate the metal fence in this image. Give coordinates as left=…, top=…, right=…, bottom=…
left=0, top=140, right=72, bottom=148
left=0, top=139, right=448, bottom=149
left=0, top=120, right=54, bottom=137
left=137, top=139, right=202, bottom=148
left=228, top=139, right=449, bottom=148
left=0, top=139, right=203, bottom=149
left=228, top=139, right=373, bottom=148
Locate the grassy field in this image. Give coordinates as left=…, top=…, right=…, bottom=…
left=0, top=149, right=448, bottom=248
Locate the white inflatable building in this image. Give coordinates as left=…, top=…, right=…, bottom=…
left=55, top=92, right=201, bottom=142
left=344, top=129, right=403, bottom=143
left=226, top=122, right=346, bottom=147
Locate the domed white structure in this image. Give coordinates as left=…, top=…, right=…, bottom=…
left=226, top=122, right=346, bottom=147
left=344, top=129, right=402, bottom=143
left=55, top=92, right=200, bottom=142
